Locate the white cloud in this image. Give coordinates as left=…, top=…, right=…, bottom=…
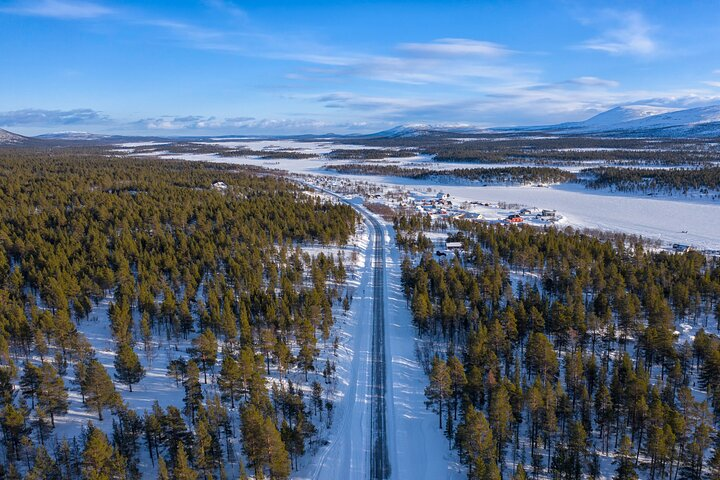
left=0, top=108, right=109, bottom=126
left=703, top=81, right=720, bottom=88
left=579, top=11, right=657, bottom=56
left=136, top=115, right=366, bottom=133
left=568, top=76, right=619, bottom=88
left=290, top=39, right=530, bottom=87
left=1, top=0, right=113, bottom=19
left=398, top=38, right=510, bottom=57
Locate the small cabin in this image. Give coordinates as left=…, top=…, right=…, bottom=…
left=446, top=241, right=463, bottom=250
left=507, top=214, right=524, bottom=223
left=541, top=209, right=556, bottom=217
left=672, top=243, right=691, bottom=253
left=519, top=208, right=532, bottom=215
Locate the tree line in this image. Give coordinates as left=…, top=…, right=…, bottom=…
left=326, top=164, right=576, bottom=185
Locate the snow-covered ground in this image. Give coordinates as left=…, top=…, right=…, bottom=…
left=381, top=217, right=464, bottom=480
left=296, top=213, right=374, bottom=479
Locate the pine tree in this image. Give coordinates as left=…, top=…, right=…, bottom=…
left=218, top=356, right=241, bottom=409
left=183, top=360, right=203, bottom=424
left=19, top=361, right=41, bottom=409
left=241, top=405, right=266, bottom=477
left=425, top=356, right=452, bottom=429
left=114, top=342, right=145, bottom=392
left=140, top=313, right=154, bottom=364
left=0, top=403, right=30, bottom=462
left=173, top=444, right=198, bottom=480
left=193, top=329, right=218, bottom=384
left=163, top=406, right=190, bottom=464
left=5, top=463, right=21, bottom=480
left=614, top=435, right=638, bottom=480
left=447, top=355, right=467, bottom=419
left=157, top=457, right=170, bottom=480
left=489, top=383, right=513, bottom=466
left=27, top=446, right=62, bottom=480
left=37, top=362, right=68, bottom=428
left=568, top=421, right=587, bottom=480
left=81, top=425, right=115, bottom=480
left=456, top=405, right=495, bottom=480
left=709, top=447, right=720, bottom=480
left=241, top=404, right=289, bottom=479
left=273, top=339, right=293, bottom=380
left=83, top=360, right=120, bottom=421
left=265, top=415, right=291, bottom=480
left=193, top=417, right=212, bottom=476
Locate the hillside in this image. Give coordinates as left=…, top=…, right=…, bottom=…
left=0, top=128, right=28, bottom=144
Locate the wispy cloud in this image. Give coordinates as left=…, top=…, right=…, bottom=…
left=287, top=38, right=530, bottom=87
left=567, top=76, right=619, bottom=88
left=203, top=0, right=247, bottom=19
left=134, top=115, right=365, bottom=133
left=1, top=0, right=113, bottom=19
left=579, top=11, right=657, bottom=56
left=0, top=108, right=109, bottom=126
left=398, top=38, right=510, bottom=57
left=703, top=81, right=720, bottom=88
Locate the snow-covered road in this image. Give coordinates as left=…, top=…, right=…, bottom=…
left=300, top=187, right=462, bottom=480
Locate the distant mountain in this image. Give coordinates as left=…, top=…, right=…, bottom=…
left=35, top=131, right=116, bottom=141
left=0, top=128, right=29, bottom=144
left=365, top=105, right=720, bottom=140
left=614, top=104, right=720, bottom=130
left=545, top=104, right=720, bottom=137
left=579, top=105, right=681, bottom=127
left=370, top=124, right=489, bottom=138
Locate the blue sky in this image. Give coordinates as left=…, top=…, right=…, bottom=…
left=2, top=0, right=720, bottom=135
